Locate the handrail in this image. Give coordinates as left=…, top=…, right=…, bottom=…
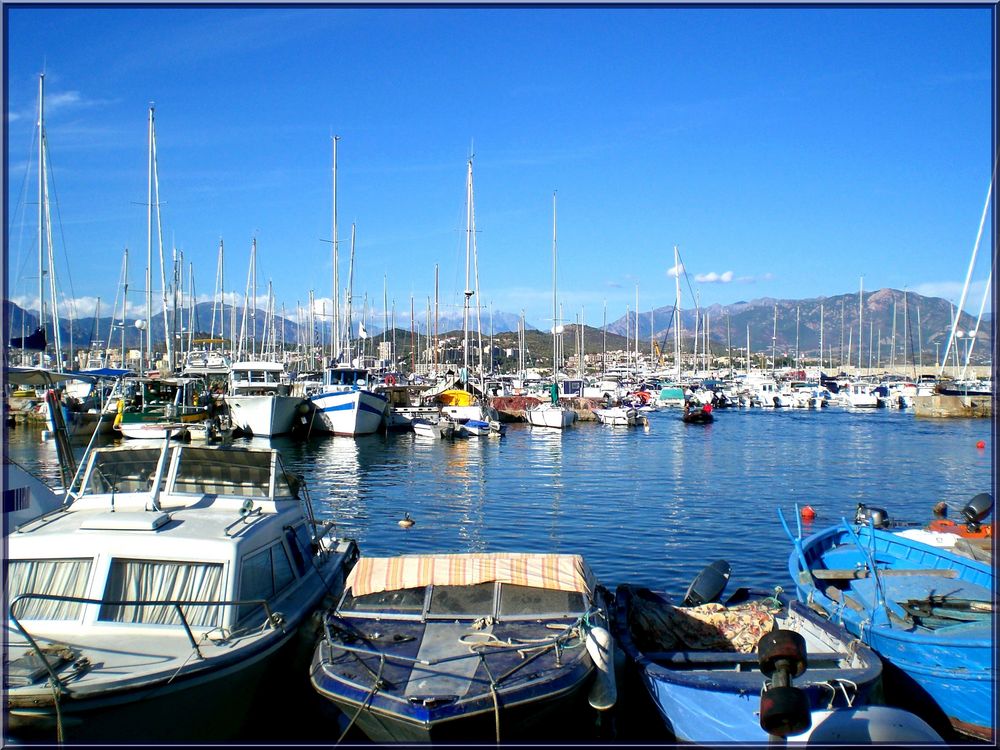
left=8, top=592, right=279, bottom=693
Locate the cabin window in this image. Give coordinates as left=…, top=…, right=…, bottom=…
left=99, top=559, right=224, bottom=627
left=427, top=582, right=495, bottom=617
left=7, top=558, right=93, bottom=621
left=237, top=544, right=295, bottom=622
left=339, top=586, right=426, bottom=615
left=498, top=584, right=584, bottom=618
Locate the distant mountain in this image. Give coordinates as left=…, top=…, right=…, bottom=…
left=603, top=289, right=991, bottom=364
left=4, top=288, right=989, bottom=365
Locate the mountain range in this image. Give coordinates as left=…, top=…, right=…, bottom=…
left=3, top=288, right=991, bottom=364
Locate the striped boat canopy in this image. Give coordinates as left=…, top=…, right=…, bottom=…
left=346, top=553, right=595, bottom=598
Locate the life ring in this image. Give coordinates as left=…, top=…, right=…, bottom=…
left=384, top=374, right=397, bottom=386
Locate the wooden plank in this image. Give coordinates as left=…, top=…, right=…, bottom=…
left=812, top=567, right=959, bottom=580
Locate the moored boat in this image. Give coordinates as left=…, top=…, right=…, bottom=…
left=5, top=441, right=360, bottom=743
left=309, top=552, right=616, bottom=742
left=783, top=511, right=994, bottom=741
left=614, top=578, right=882, bottom=743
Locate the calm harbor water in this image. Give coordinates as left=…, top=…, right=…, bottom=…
left=8, top=407, right=992, bottom=594
left=4, top=407, right=993, bottom=743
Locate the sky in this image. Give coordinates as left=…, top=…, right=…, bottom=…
left=3, top=3, right=995, bottom=333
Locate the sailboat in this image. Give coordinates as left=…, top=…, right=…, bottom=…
left=226, top=238, right=304, bottom=437
left=307, top=138, right=389, bottom=436
left=527, top=192, right=576, bottom=429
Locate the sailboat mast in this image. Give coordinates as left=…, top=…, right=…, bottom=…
left=146, top=105, right=154, bottom=371
left=552, top=191, right=558, bottom=377
left=857, top=277, right=863, bottom=372
left=673, top=245, right=682, bottom=380
left=332, top=135, right=341, bottom=364
left=819, top=303, right=824, bottom=371
left=462, top=157, right=474, bottom=384
left=37, top=74, right=45, bottom=367
left=345, top=224, right=355, bottom=364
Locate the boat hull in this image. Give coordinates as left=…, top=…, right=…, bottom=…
left=789, top=523, right=994, bottom=741
left=614, top=585, right=882, bottom=743
left=308, top=389, right=387, bottom=436
left=227, top=394, right=304, bottom=436
left=526, top=404, right=576, bottom=428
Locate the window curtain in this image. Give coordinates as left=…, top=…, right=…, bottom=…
left=101, top=560, right=224, bottom=627
left=7, top=559, right=92, bottom=621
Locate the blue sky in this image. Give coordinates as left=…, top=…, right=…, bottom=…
left=4, top=4, right=995, bottom=332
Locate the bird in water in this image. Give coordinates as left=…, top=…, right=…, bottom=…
left=398, top=512, right=415, bottom=528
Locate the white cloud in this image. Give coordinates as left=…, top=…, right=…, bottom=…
left=695, top=271, right=735, bottom=284
left=666, top=263, right=684, bottom=278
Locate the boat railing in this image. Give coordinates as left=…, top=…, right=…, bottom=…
left=8, top=592, right=280, bottom=693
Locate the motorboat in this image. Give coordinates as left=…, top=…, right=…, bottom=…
left=614, top=567, right=882, bottom=743
left=226, top=361, right=305, bottom=437
left=525, top=402, right=576, bottom=429
left=593, top=406, right=639, bottom=426
left=309, top=552, right=616, bottom=742
left=782, top=509, right=993, bottom=741
left=306, top=365, right=388, bottom=437
left=5, top=441, right=360, bottom=743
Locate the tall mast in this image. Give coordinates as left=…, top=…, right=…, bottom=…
left=146, top=105, right=154, bottom=370
left=36, top=74, right=45, bottom=367
left=857, top=277, right=863, bottom=372
left=332, top=135, right=341, bottom=363
left=552, top=191, right=558, bottom=378
left=634, top=285, right=639, bottom=378
left=819, top=303, right=824, bottom=371
left=462, top=157, right=474, bottom=386
left=434, top=264, right=439, bottom=374
left=673, top=245, right=682, bottom=380
left=344, top=224, right=355, bottom=364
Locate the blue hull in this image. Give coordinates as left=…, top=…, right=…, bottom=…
left=788, top=522, right=994, bottom=741
left=614, top=585, right=882, bottom=743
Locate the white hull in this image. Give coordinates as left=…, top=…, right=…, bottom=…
left=227, top=395, right=303, bottom=437
left=526, top=404, right=576, bottom=428
left=593, top=407, right=638, bottom=426
left=308, top=389, right=387, bottom=436
left=117, top=422, right=194, bottom=441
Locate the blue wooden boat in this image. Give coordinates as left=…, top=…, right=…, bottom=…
left=309, top=552, right=616, bottom=742
left=783, top=511, right=994, bottom=741
left=613, top=583, right=882, bottom=743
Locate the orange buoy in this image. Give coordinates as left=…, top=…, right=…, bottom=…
left=800, top=505, right=816, bottom=521
left=976, top=440, right=986, bottom=449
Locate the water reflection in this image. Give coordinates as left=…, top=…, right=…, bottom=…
left=6, top=410, right=991, bottom=598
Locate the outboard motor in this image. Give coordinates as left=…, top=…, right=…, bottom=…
left=962, top=493, right=993, bottom=531
left=855, top=503, right=890, bottom=528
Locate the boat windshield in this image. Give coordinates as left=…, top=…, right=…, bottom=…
left=84, top=448, right=163, bottom=494
left=339, top=583, right=585, bottom=620
left=170, top=447, right=284, bottom=498
left=326, top=369, right=367, bottom=386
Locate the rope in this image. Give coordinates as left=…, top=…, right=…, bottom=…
left=49, top=678, right=64, bottom=745
left=337, top=654, right=385, bottom=745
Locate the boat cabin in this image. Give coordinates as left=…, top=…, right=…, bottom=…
left=7, top=444, right=321, bottom=638
left=229, top=361, right=290, bottom=396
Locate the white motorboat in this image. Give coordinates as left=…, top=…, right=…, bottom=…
left=526, top=402, right=577, bottom=429
left=306, top=365, right=388, bottom=436
left=226, top=361, right=304, bottom=437
left=593, top=406, right=639, bottom=426
left=6, top=441, right=359, bottom=743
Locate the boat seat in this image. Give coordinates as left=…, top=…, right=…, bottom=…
left=848, top=575, right=993, bottom=615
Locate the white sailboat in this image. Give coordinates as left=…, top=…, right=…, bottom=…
left=306, top=143, right=388, bottom=437
left=527, top=192, right=576, bottom=429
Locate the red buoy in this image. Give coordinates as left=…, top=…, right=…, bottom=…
left=800, top=505, right=816, bottom=521
left=976, top=440, right=986, bottom=449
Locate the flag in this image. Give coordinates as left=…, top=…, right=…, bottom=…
left=358, top=321, right=368, bottom=339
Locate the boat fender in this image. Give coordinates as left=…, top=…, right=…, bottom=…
left=113, top=398, right=125, bottom=429
left=585, top=625, right=617, bottom=710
